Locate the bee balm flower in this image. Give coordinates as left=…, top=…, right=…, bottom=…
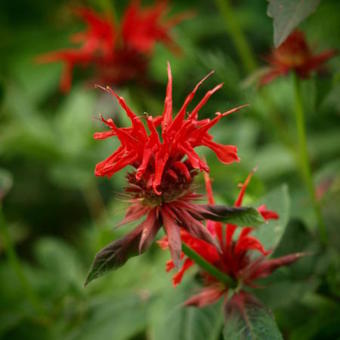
left=260, top=30, right=336, bottom=85
left=84, top=63, right=248, bottom=285
left=38, top=1, right=188, bottom=92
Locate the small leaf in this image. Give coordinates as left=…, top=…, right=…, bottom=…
left=85, top=226, right=144, bottom=286
left=223, top=292, right=283, bottom=340
left=252, top=185, right=290, bottom=252
left=199, top=205, right=264, bottom=227
left=267, top=0, right=321, bottom=47
left=0, top=169, right=13, bottom=201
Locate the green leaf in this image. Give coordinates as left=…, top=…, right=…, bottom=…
left=223, top=293, right=283, bottom=340
left=64, top=294, right=149, bottom=340
left=151, top=280, right=223, bottom=340
left=252, top=185, right=290, bottom=252
left=0, top=169, right=13, bottom=201
left=200, top=205, right=264, bottom=227
left=84, top=226, right=144, bottom=286
left=267, top=0, right=321, bottom=47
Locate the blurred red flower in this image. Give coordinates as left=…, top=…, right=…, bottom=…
left=260, top=30, right=336, bottom=85
left=160, top=171, right=304, bottom=308
left=37, top=1, right=187, bottom=92
left=93, top=63, right=247, bottom=267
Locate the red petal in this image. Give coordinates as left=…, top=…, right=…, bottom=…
left=188, top=83, right=223, bottom=120
left=257, top=204, right=279, bottom=220
left=162, top=62, right=173, bottom=131
left=173, top=258, right=194, bottom=286
left=202, top=139, right=239, bottom=164
left=171, top=70, right=215, bottom=132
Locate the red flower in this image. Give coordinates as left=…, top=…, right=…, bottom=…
left=91, top=63, right=247, bottom=268
left=260, top=30, right=336, bottom=85
left=37, top=1, right=187, bottom=92
left=121, top=0, right=186, bottom=54
left=161, top=172, right=303, bottom=308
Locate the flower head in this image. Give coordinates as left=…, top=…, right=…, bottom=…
left=37, top=1, right=187, bottom=92
left=91, top=63, right=247, bottom=268
left=260, top=30, right=336, bottom=85
left=122, top=0, right=186, bottom=54
left=160, top=171, right=303, bottom=308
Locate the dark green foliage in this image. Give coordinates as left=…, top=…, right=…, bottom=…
left=0, top=0, right=339, bottom=339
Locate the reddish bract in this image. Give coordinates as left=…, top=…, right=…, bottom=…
left=37, top=1, right=186, bottom=92
left=260, top=30, right=336, bottom=85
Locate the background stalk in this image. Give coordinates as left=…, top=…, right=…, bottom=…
left=293, top=74, right=327, bottom=244
left=215, top=0, right=257, bottom=73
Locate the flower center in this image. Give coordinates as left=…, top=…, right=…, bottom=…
left=126, top=167, right=197, bottom=206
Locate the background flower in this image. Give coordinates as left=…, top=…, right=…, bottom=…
left=260, top=30, right=336, bottom=85
left=37, top=1, right=188, bottom=92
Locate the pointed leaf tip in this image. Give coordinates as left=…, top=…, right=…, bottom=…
left=199, top=205, right=264, bottom=227
left=84, top=225, right=147, bottom=286
left=267, top=0, right=321, bottom=47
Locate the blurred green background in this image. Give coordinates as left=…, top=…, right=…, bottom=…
left=0, top=0, right=340, bottom=339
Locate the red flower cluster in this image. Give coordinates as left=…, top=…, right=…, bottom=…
left=38, top=1, right=187, bottom=92
left=260, top=30, right=336, bottom=85
left=92, top=63, right=247, bottom=267
left=160, top=172, right=303, bottom=308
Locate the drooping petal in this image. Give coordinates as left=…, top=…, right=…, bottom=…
left=188, top=83, right=224, bottom=120
left=202, top=139, right=239, bottom=164
left=257, top=204, right=279, bottom=220
left=234, top=170, right=255, bottom=207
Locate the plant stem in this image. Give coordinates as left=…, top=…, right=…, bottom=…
left=215, top=0, right=257, bottom=73
left=182, top=243, right=236, bottom=288
left=100, top=0, right=118, bottom=23
left=293, top=74, right=327, bottom=244
left=260, top=88, right=296, bottom=152
left=0, top=205, right=43, bottom=314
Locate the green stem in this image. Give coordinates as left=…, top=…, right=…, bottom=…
left=0, top=205, right=43, bottom=314
left=182, top=243, right=236, bottom=288
left=100, top=0, right=118, bottom=23
left=260, top=88, right=296, bottom=152
left=215, top=0, right=257, bottom=73
left=293, top=74, right=327, bottom=244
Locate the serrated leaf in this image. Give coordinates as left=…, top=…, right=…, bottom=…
left=267, top=0, right=321, bottom=47
left=223, top=293, right=283, bottom=340
left=200, top=205, right=264, bottom=227
left=252, top=185, right=290, bottom=252
left=0, top=169, right=13, bottom=201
